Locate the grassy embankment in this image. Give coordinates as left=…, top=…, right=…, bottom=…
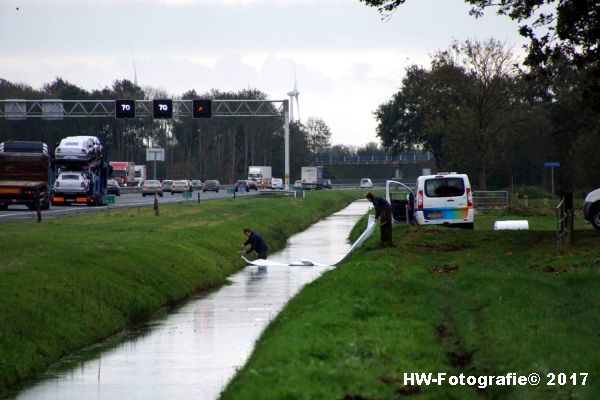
left=222, top=203, right=600, bottom=399
left=0, top=190, right=360, bottom=394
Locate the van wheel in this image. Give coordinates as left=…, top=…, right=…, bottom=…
left=590, top=206, right=600, bottom=232
left=0, top=204, right=8, bottom=210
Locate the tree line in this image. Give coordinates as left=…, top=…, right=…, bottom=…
left=374, top=39, right=599, bottom=191
left=362, top=0, right=600, bottom=191
left=0, top=78, right=340, bottom=182
left=360, top=0, right=600, bottom=191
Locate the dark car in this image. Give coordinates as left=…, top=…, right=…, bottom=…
left=246, top=180, right=258, bottom=191
left=106, top=179, right=120, bottom=196
left=203, top=180, right=220, bottom=192
left=191, top=180, right=203, bottom=190
left=323, top=179, right=333, bottom=189
left=162, top=179, right=174, bottom=193
left=235, top=180, right=249, bottom=192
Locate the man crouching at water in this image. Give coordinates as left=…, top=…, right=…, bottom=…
left=241, top=228, right=269, bottom=260
left=365, top=192, right=392, bottom=247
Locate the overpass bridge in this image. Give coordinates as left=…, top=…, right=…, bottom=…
left=307, top=153, right=434, bottom=166
left=305, top=153, right=436, bottom=183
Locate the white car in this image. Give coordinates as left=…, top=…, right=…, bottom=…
left=360, top=178, right=373, bottom=189
left=53, top=171, right=91, bottom=194
left=55, top=136, right=103, bottom=164
left=270, top=178, right=283, bottom=190
left=171, top=180, right=192, bottom=194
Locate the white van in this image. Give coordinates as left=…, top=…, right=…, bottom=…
left=414, top=172, right=474, bottom=229
left=270, top=177, right=283, bottom=190
left=360, top=178, right=373, bottom=189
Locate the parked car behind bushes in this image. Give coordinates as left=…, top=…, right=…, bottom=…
left=584, top=188, right=600, bottom=232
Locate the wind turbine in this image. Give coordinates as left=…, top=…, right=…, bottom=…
left=286, top=72, right=300, bottom=122
left=129, top=43, right=138, bottom=86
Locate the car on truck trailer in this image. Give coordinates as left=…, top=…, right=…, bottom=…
left=51, top=164, right=108, bottom=207
left=50, top=136, right=109, bottom=207
left=55, top=136, right=103, bottom=166
left=0, top=140, right=51, bottom=210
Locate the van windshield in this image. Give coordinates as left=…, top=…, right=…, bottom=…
left=425, top=178, right=465, bottom=197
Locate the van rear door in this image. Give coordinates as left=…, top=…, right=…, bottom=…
left=421, top=175, right=468, bottom=222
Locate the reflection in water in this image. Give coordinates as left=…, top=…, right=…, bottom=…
left=16, top=201, right=370, bottom=400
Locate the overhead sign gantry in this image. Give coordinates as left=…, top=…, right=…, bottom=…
left=0, top=98, right=291, bottom=189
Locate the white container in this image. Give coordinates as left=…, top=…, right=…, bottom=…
left=493, top=220, right=529, bottom=230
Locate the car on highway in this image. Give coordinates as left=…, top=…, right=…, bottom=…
left=191, top=179, right=203, bottom=190
left=142, top=180, right=163, bottom=197
left=106, top=179, right=120, bottom=196
left=360, top=178, right=373, bottom=189
left=53, top=171, right=91, bottom=194
left=270, top=177, right=283, bottom=190
left=246, top=179, right=258, bottom=191
left=55, top=136, right=103, bottom=164
left=293, top=180, right=303, bottom=189
left=235, top=180, right=249, bottom=192
left=323, top=179, right=333, bottom=189
left=171, top=180, right=192, bottom=194
left=203, top=179, right=220, bottom=192
left=162, top=179, right=174, bottom=193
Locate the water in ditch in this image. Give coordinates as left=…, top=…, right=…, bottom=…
left=16, top=200, right=371, bottom=400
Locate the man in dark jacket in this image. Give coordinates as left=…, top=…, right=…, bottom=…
left=241, top=228, right=269, bottom=260
left=365, top=192, right=392, bottom=247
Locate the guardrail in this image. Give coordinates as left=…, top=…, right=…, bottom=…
left=119, top=186, right=142, bottom=194
left=333, top=183, right=385, bottom=190
left=119, top=184, right=237, bottom=194
left=473, top=191, right=509, bottom=208
left=120, top=185, right=508, bottom=208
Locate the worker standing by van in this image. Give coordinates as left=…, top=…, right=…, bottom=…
left=366, top=192, right=392, bottom=247
left=241, top=228, right=269, bottom=260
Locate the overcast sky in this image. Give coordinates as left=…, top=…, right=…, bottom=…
left=0, top=0, right=526, bottom=146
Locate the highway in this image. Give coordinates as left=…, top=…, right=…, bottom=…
left=0, top=189, right=259, bottom=223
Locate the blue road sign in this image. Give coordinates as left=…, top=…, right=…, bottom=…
left=544, top=162, right=560, bottom=168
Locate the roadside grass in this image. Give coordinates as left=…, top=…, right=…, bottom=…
left=222, top=209, right=600, bottom=399
left=0, top=190, right=360, bottom=394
